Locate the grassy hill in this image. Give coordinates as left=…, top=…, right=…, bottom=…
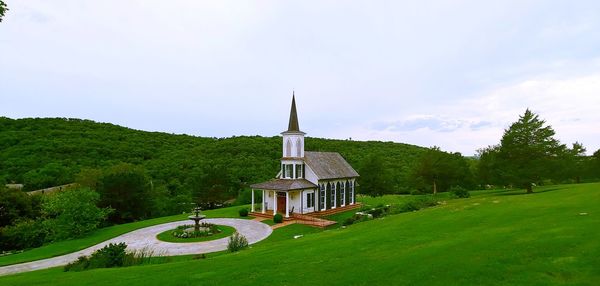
left=1, top=183, right=598, bottom=285
left=0, top=117, right=426, bottom=192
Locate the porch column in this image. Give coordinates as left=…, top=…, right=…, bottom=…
left=285, top=191, right=290, bottom=218
left=261, top=190, right=266, bottom=213
left=273, top=191, right=277, bottom=214
left=251, top=189, right=255, bottom=212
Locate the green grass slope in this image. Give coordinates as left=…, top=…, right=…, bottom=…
left=2, top=183, right=599, bottom=285
left=0, top=206, right=246, bottom=267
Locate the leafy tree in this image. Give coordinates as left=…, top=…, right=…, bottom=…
left=23, top=163, right=72, bottom=191
left=358, top=154, right=393, bottom=196
left=0, top=0, right=8, bottom=22
left=189, top=165, right=234, bottom=209
left=476, top=145, right=502, bottom=186
left=497, top=109, right=566, bottom=193
left=0, top=186, right=33, bottom=227
left=42, top=188, right=112, bottom=240
left=96, top=163, right=152, bottom=223
left=558, top=142, right=587, bottom=183
left=411, top=147, right=473, bottom=194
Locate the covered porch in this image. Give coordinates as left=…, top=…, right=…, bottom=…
left=250, top=179, right=318, bottom=218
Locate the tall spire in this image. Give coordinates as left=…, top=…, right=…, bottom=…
left=287, top=92, right=300, bottom=132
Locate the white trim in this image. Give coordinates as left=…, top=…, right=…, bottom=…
left=251, top=189, right=255, bottom=212
left=285, top=192, right=290, bottom=218
left=273, top=191, right=277, bottom=214
left=331, top=182, right=336, bottom=209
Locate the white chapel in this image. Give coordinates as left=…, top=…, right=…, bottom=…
left=250, top=94, right=359, bottom=218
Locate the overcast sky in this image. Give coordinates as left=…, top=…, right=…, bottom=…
left=2, top=1, right=600, bottom=155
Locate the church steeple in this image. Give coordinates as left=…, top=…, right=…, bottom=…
left=287, top=92, right=300, bottom=132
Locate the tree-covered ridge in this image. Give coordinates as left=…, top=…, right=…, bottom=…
left=0, top=117, right=426, bottom=192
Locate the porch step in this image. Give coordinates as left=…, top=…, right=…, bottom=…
left=249, top=211, right=294, bottom=221
left=309, top=203, right=362, bottom=218
left=292, top=213, right=337, bottom=228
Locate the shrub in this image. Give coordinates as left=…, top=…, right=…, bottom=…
left=343, top=217, right=355, bottom=226
left=227, top=232, right=248, bottom=252
left=88, top=242, right=127, bottom=269
left=171, top=223, right=220, bottom=238
left=0, top=219, right=49, bottom=251
left=64, top=243, right=166, bottom=271
left=64, top=243, right=126, bottom=271
left=450, top=186, right=470, bottom=198
left=273, top=213, right=283, bottom=223
left=42, top=188, right=112, bottom=241
left=238, top=208, right=249, bottom=217
left=123, top=247, right=169, bottom=266
left=64, top=256, right=90, bottom=272
left=369, top=208, right=385, bottom=218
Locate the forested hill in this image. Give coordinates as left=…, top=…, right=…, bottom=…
left=0, top=117, right=427, bottom=192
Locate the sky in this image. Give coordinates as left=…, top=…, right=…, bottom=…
left=1, top=1, right=600, bottom=156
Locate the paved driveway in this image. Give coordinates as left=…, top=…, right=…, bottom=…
left=0, top=218, right=272, bottom=276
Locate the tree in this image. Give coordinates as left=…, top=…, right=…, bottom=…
left=411, top=147, right=473, bottom=194
left=0, top=0, right=8, bottom=22
left=0, top=186, right=33, bottom=227
left=497, top=109, right=566, bottom=193
left=42, top=188, right=112, bottom=240
left=476, top=145, right=502, bottom=186
left=189, top=165, right=234, bottom=209
left=96, top=163, right=152, bottom=223
left=358, top=154, right=393, bottom=196
left=558, top=142, right=587, bottom=183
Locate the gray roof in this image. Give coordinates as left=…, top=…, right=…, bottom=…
left=250, top=179, right=317, bottom=191
left=304, top=151, right=360, bottom=180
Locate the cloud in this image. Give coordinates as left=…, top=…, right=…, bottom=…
left=338, top=72, right=600, bottom=155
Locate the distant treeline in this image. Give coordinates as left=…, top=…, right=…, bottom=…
left=0, top=117, right=426, bottom=195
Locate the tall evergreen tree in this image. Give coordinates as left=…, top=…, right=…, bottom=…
left=0, top=1, right=8, bottom=22
left=497, top=109, right=566, bottom=193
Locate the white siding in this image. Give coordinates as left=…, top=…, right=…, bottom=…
left=304, top=163, right=319, bottom=185
left=282, top=133, right=304, bottom=158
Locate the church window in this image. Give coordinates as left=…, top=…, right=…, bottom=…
left=349, top=181, right=354, bottom=204
left=330, top=182, right=336, bottom=208
left=285, top=164, right=293, bottom=178
left=320, top=184, right=326, bottom=210
left=286, top=139, right=292, bottom=157
left=295, top=164, right=303, bottom=179
left=306, top=192, right=314, bottom=208
left=296, top=138, right=302, bottom=157
left=340, top=183, right=345, bottom=206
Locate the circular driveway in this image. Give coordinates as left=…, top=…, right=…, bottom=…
left=0, top=218, right=272, bottom=276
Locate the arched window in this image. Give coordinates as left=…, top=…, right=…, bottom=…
left=330, top=182, right=336, bottom=208
left=319, top=184, right=326, bottom=210
left=286, top=139, right=292, bottom=157
left=346, top=181, right=351, bottom=205
left=349, top=181, right=354, bottom=204
left=340, top=182, right=345, bottom=206
left=296, top=138, right=302, bottom=157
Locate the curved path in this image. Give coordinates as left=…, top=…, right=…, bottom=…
left=0, top=218, right=272, bottom=276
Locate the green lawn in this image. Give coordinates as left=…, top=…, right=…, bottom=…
left=156, top=225, right=236, bottom=243
left=0, top=205, right=250, bottom=267
left=2, top=183, right=600, bottom=285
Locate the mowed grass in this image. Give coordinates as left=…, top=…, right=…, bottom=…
left=0, top=206, right=250, bottom=267
left=2, top=183, right=599, bottom=285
